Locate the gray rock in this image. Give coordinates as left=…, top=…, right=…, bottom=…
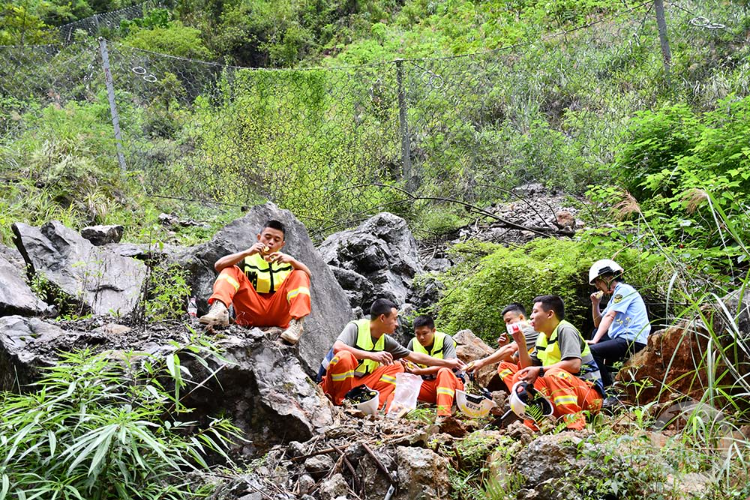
left=181, top=334, right=334, bottom=454
left=305, top=454, right=335, bottom=479
left=318, top=473, right=349, bottom=500
left=395, top=446, right=450, bottom=500
left=104, top=242, right=183, bottom=262
left=515, top=433, right=583, bottom=486
left=0, top=244, right=24, bottom=270
left=297, top=474, right=315, bottom=495
left=12, top=221, right=146, bottom=316
left=0, top=255, right=51, bottom=317
left=171, top=202, right=351, bottom=374
left=424, top=257, right=451, bottom=273
left=319, top=213, right=422, bottom=311
left=80, top=225, right=124, bottom=246
left=0, top=316, right=64, bottom=390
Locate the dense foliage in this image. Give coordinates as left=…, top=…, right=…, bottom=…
left=435, top=238, right=669, bottom=342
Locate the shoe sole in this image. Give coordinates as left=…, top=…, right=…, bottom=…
left=279, top=332, right=299, bottom=344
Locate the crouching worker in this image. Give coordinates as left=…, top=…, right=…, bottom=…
left=498, top=295, right=604, bottom=430
left=404, top=315, right=464, bottom=420
left=467, top=303, right=539, bottom=373
left=320, top=299, right=465, bottom=411
left=199, top=220, right=311, bottom=344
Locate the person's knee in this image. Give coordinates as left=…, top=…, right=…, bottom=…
left=290, top=269, right=311, bottom=283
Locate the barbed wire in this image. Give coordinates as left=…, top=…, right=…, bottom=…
left=0, top=0, right=746, bottom=238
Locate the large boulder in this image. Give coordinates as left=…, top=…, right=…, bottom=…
left=0, top=315, right=64, bottom=390
left=173, top=203, right=351, bottom=374
left=318, top=213, right=422, bottom=311
left=0, top=255, right=51, bottom=317
left=395, top=446, right=450, bottom=499
left=80, top=224, right=124, bottom=246
left=454, top=329, right=503, bottom=390
left=12, top=221, right=147, bottom=316
left=0, top=316, right=333, bottom=455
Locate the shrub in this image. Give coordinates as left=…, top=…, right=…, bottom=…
left=0, top=342, right=241, bottom=499
left=436, top=237, right=666, bottom=343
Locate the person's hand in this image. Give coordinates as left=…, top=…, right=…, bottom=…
left=511, top=328, right=526, bottom=346
left=444, top=358, right=466, bottom=370
left=590, top=291, right=603, bottom=304
left=497, top=333, right=509, bottom=346
left=466, top=359, right=484, bottom=374
left=517, top=366, right=541, bottom=384
left=266, top=252, right=293, bottom=264
left=369, top=351, right=394, bottom=365
left=401, top=359, right=421, bottom=374
left=248, top=242, right=268, bottom=256
left=585, top=339, right=597, bottom=345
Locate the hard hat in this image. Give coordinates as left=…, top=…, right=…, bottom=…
left=588, top=259, right=624, bottom=285
left=345, top=385, right=380, bottom=416
left=455, top=389, right=496, bottom=418
left=509, top=382, right=553, bottom=421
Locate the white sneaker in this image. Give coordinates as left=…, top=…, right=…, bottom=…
left=280, top=318, right=305, bottom=344
left=198, top=300, right=229, bottom=327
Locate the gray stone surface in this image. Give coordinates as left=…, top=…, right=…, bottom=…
left=12, top=221, right=146, bottom=316
left=0, top=255, right=51, bottom=317
left=80, top=224, right=124, bottom=246
left=395, top=446, right=450, bottom=500
left=318, top=212, right=422, bottom=311
left=318, top=473, right=349, bottom=500
left=0, top=315, right=64, bottom=390
left=174, top=202, right=351, bottom=374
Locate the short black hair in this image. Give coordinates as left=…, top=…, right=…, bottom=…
left=501, top=302, right=526, bottom=317
left=532, top=295, right=565, bottom=321
left=413, top=315, right=435, bottom=330
left=370, top=298, right=397, bottom=320
left=262, top=220, right=286, bottom=238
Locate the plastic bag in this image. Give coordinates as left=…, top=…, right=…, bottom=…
left=386, top=372, right=423, bottom=419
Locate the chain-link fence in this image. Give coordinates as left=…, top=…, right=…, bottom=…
left=57, top=1, right=163, bottom=44
left=1, top=0, right=748, bottom=237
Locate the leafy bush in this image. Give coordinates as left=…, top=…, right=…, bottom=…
left=0, top=343, right=241, bottom=499
left=436, top=237, right=667, bottom=343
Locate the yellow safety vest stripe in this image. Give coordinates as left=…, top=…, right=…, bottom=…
left=242, top=253, right=293, bottom=293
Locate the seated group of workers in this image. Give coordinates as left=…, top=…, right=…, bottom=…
left=199, top=220, right=650, bottom=429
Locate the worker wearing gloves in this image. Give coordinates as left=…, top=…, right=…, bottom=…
left=199, top=220, right=311, bottom=344
left=321, top=299, right=465, bottom=411
left=404, top=315, right=464, bottom=420
left=496, top=295, right=604, bottom=430
left=587, top=259, right=650, bottom=386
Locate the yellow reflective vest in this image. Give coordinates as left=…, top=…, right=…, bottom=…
left=535, top=320, right=600, bottom=381
left=242, top=253, right=293, bottom=293
left=411, top=331, right=455, bottom=368
left=352, top=319, right=386, bottom=375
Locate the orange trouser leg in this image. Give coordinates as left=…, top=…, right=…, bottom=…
left=209, top=267, right=311, bottom=327
left=533, top=368, right=603, bottom=430
left=260, top=270, right=311, bottom=328
left=498, top=361, right=521, bottom=391
left=417, top=368, right=464, bottom=416
left=321, top=351, right=404, bottom=409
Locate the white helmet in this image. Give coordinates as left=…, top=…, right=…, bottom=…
left=588, top=259, right=624, bottom=285
left=509, top=382, right=553, bottom=421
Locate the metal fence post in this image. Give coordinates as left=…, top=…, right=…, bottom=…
left=395, top=59, right=413, bottom=190
left=654, top=0, right=672, bottom=82
left=98, top=37, right=127, bottom=172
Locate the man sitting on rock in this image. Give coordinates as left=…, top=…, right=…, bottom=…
left=199, top=220, right=311, bottom=344
left=466, top=302, right=539, bottom=373
left=403, top=315, right=464, bottom=421
left=496, top=295, right=604, bottom=430
left=321, top=299, right=465, bottom=411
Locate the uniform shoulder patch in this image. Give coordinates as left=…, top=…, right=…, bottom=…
left=613, top=294, right=623, bottom=304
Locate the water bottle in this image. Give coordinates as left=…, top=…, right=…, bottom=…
left=187, top=297, right=198, bottom=325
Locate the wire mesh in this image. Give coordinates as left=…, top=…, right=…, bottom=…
left=57, top=1, right=163, bottom=45
left=0, top=0, right=748, bottom=237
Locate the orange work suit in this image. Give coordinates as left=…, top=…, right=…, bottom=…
left=498, top=361, right=603, bottom=430
left=416, top=367, right=464, bottom=416
left=208, top=266, right=311, bottom=328
left=321, top=351, right=404, bottom=410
